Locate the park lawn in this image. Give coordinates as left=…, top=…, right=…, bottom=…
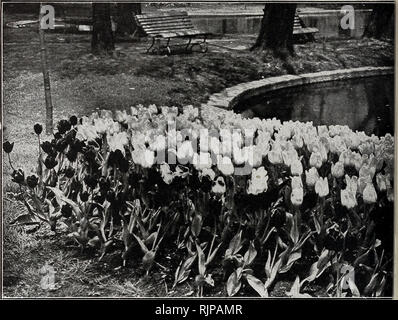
left=2, top=20, right=394, bottom=297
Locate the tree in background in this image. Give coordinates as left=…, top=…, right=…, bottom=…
left=363, top=4, right=394, bottom=40
left=91, top=3, right=114, bottom=54
left=115, top=3, right=142, bottom=38
left=251, top=3, right=297, bottom=56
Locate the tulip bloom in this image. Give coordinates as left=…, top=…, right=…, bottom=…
left=291, top=176, right=303, bottom=190
left=290, top=159, right=303, bottom=176
left=363, top=183, right=377, bottom=204
left=291, top=187, right=304, bottom=206
left=160, top=163, right=174, bottom=185
left=217, top=156, right=234, bottom=176
left=305, top=167, right=319, bottom=188
left=315, top=177, right=329, bottom=198
left=309, top=151, right=323, bottom=169
left=212, top=176, right=226, bottom=194
left=247, top=167, right=268, bottom=195
left=331, top=161, right=344, bottom=178
left=340, top=188, right=357, bottom=209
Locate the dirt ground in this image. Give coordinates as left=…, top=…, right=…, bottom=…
left=2, top=11, right=394, bottom=297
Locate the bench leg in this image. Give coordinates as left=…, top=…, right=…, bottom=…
left=185, top=37, right=193, bottom=53
left=190, top=36, right=208, bottom=53
left=156, top=38, right=162, bottom=55
left=146, top=37, right=155, bottom=54
left=200, top=35, right=208, bottom=53
left=165, top=38, right=172, bottom=55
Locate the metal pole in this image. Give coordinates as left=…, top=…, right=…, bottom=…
left=39, top=3, right=53, bottom=135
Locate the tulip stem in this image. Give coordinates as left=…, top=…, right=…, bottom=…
left=37, top=135, right=41, bottom=156
left=7, top=153, right=15, bottom=171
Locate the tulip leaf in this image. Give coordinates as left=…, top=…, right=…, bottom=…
left=196, top=243, right=206, bottom=276
left=228, top=230, right=243, bottom=256
left=243, top=241, right=257, bottom=266
left=245, top=274, right=267, bottom=297
left=191, top=213, right=202, bottom=238
left=279, top=250, right=301, bottom=274
left=226, top=270, right=242, bottom=297
left=133, top=233, right=149, bottom=254
left=10, top=213, right=40, bottom=226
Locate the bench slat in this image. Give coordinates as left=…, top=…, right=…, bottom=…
left=293, top=27, right=319, bottom=35
left=136, top=11, right=188, bottom=18
left=156, top=30, right=206, bottom=38
left=146, top=29, right=196, bottom=35
left=148, top=29, right=205, bottom=37
left=137, top=16, right=190, bottom=24
left=138, top=18, right=193, bottom=25
left=139, top=21, right=194, bottom=28
left=144, top=24, right=195, bottom=32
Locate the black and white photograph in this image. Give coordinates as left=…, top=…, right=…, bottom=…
left=1, top=1, right=395, bottom=300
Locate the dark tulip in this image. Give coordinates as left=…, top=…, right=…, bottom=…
left=83, top=148, right=96, bottom=164
left=26, top=175, right=39, bottom=189
left=70, top=140, right=85, bottom=153
left=200, top=176, right=213, bottom=193
left=66, top=149, right=78, bottom=162
left=108, top=150, right=123, bottom=167
left=99, top=177, right=111, bottom=192
left=11, top=169, right=25, bottom=184
left=57, top=119, right=72, bottom=135
left=79, top=191, right=89, bottom=202
left=41, top=141, right=54, bottom=154
left=34, top=123, right=43, bottom=135
left=94, top=193, right=106, bottom=204
left=345, top=232, right=358, bottom=252
left=271, top=207, right=286, bottom=229
left=3, top=141, right=14, bottom=153
left=54, top=139, right=68, bottom=152
left=70, top=179, right=82, bottom=193
left=69, top=115, right=78, bottom=126
left=84, top=175, right=98, bottom=189
left=64, top=130, right=77, bottom=143
left=54, top=132, right=63, bottom=140
left=61, top=204, right=73, bottom=218
left=105, top=190, right=116, bottom=203
left=44, top=156, right=58, bottom=169
left=64, top=167, right=75, bottom=178
left=118, top=158, right=129, bottom=173
left=128, top=172, right=141, bottom=188
left=95, top=137, right=103, bottom=148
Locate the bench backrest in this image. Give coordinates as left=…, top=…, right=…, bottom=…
left=135, top=11, right=197, bottom=37
left=294, top=14, right=303, bottom=30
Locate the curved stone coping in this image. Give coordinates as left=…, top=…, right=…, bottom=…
left=204, top=66, right=394, bottom=113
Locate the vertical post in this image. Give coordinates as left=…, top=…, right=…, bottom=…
left=39, top=3, right=53, bottom=134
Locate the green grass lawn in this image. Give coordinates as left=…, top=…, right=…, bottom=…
left=2, top=16, right=394, bottom=297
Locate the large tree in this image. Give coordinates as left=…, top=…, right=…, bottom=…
left=91, top=3, right=114, bottom=54
left=251, top=4, right=297, bottom=55
left=115, top=3, right=142, bottom=38
left=363, top=4, right=394, bottom=40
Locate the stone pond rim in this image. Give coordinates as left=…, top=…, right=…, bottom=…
left=203, top=66, right=394, bottom=114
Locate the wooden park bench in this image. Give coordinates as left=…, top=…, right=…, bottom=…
left=135, top=11, right=210, bottom=55
left=293, top=13, right=319, bottom=41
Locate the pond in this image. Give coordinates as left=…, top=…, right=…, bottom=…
left=236, top=75, right=394, bottom=136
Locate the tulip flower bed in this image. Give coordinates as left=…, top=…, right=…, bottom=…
left=4, top=103, right=394, bottom=297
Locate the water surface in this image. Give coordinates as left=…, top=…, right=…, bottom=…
left=236, top=75, right=394, bottom=136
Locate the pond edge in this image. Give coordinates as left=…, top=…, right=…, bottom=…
left=202, top=66, right=394, bottom=117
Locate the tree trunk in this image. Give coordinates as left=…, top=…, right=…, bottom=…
left=251, top=4, right=297, bottom=55
left=115, top=3, right=142, bottom=37
left=91, top=3, right=114, bottom=54
left=363, top=4, right=394, bottom=39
